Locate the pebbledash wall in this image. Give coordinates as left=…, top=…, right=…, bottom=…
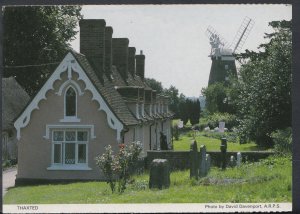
left=146, top=150, right=275, bottom=170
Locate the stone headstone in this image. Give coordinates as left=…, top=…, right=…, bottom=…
left=229, top=155, right=236, bottom=167
left=219, top=122, right=225, bottom=133
left=190, top=140, right=198, bottom=179
left=199, top=145, right=207, bottom=177
left=237, top=152, right=242, bottom=167
left=149, top=159, right=170, bottom=189
left=205, top=154, right=211, bottom=173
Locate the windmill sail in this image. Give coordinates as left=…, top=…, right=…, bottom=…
left=206, top=17, right=254, bottom=86
left=230, top=17, right=255, bottom=54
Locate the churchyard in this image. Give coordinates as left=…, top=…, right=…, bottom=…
left=4, top=129, right=291, bottom=204
left=4, top=154, right=291, bottom=204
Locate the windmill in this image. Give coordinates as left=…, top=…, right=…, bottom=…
left=206, top=17, right=254, bottom=86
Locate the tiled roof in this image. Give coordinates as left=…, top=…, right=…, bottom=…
left=71, top=50, right=173, bottom=126
left=71, top=51, right=139, bottom=126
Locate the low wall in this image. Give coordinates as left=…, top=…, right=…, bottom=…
left=147, top=150, right=275, bottom=170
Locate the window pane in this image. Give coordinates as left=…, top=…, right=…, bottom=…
left=65, top=131, right=76, bottom=141
left=66, top=87, right=76, bottom=116
left=78, top=144, right=86, bottom=163
left=65, top=143, right=75, bottom=164
left=54, top=144, right=62, bottom=164
left=77, top=131, right=88, bottom=141
left=53, top=131, right=63, bottom=141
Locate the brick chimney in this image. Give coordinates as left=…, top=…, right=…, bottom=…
left=128, top=47, right=136, bottom=77
left=136, top=50, right=145, bottom=79
left=104, top=26, right=113, bottom=78
left=112, top=38, right=129, bottom=81
left=79, top=19, right=106, bottom=80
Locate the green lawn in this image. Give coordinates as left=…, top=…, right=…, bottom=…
left=173, top=132, right=269, bottom=151
left=4, top=156, right=291, bottom=204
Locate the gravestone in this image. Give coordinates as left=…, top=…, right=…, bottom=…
left=206, top=154, right=211, bottom=173
left=190, top=140, right=198, bottom=179
left=220, top=138, right=227, bottom=170
left=149, top=159, right=170, bottom=189
left=237, top=152, right=242, bottom=167
left=199, top=145, right=207, bottom=177
left=229, top=155, right=236, bottom=167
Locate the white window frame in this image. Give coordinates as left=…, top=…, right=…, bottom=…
left=60, top=85, right=81, bottom=123
left=47, top=129, right=91, bottom=170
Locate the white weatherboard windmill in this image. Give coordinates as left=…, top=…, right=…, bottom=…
left=206, top=17, right=254, bottom=86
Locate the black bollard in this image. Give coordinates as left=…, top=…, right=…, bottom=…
left=220, top=138, right=227, bottom=170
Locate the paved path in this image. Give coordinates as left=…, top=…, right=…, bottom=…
left=3, top=167, right=17, bottom=197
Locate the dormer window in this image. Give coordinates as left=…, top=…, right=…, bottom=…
left=60, top=85, right=80, bottom=122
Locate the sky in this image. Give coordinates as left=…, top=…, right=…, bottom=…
left=70, top=4, right=292, bottom=97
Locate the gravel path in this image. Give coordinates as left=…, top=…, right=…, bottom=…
left=3, top=167, right=17, bottom=197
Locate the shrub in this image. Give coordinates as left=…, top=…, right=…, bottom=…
left=270, top=127, right=292, bottom=155
left=173, top=124, right=179, bottom=140
left=202, top=129, right=239, bottom=143
left=95, top=141, right=143, bottom=193
left=200, top=112, right=237, bottom=131
left=95, top=145, right=116, bottom=193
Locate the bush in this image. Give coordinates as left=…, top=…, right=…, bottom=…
left=95, top=141, right=143, bottom=193
left=201, top=112, right=237, bottom=131
left=271, top=127, right=292, bottom=155
left=173, top=124, right=179, bottom=140
left=202, top=130, right=239, bottom=143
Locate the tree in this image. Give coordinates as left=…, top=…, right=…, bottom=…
left=189, top=99, right=201, bottom=125
left=145, top=78, right=164, bottom=94
left=234, top=20, right=292, bottom=147
left=178, top=95, right=189, bottom=124
left=163, top=85, right=180, bottom=117
left=3, top=6, right=82, bottom=96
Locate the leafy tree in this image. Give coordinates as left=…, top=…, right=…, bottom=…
left=234, top=20, right=292, bottom=147
left=202, top=83, right=228, bottom=114
left=163, top=85, right=180, bottom=117
left=189, top=99, right=201, bottom=125
left=3, top=6, right=82, bottom=96
left=178, top=95, right=188, bottom=124
left=145, top=78, right=164, bottom=94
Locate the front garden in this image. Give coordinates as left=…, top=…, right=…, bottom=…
left=4, top=155, right=291, bottom=204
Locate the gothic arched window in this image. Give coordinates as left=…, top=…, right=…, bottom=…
left=65, top=86, right=76, bottom=117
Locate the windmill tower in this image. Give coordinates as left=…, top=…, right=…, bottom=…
left=206, top=17, right=254, bottom=86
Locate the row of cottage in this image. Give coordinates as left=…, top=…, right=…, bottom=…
left=10, top=19, right=173, bottom=183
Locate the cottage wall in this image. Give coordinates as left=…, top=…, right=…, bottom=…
left=17, top=72, right=119, bottom=181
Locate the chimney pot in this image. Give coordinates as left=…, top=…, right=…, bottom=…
left=79, top=19, right=106, bottom=81
left=128, top=47, right=136, bottom=76
left=104, top=26, right=113, bottom=78
left=135, top=51, right=145, bottom=80
left=112, top=38, right=129, bottom=81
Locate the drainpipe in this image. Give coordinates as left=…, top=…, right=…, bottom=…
left=121, top=127, right=129, bottom=144
left=149, top=121, right=155, bottom=150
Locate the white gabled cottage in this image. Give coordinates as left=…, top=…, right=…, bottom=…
left=14, top=19, right=173, bottom=184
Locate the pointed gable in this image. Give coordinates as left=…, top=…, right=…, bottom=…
left=14, top=51, right=139, bottom=141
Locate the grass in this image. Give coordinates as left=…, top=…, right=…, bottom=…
left=4, top=156, right=291, bottom=204
left=173, top=131, right=269, bottom=151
